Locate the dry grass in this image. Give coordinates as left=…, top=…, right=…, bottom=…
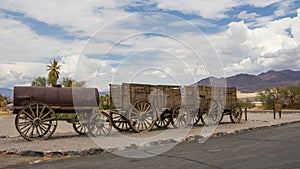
left=0, top=108, right=10, bottom=115
left=236, top=91, right=258, bottom=99
left=249, top=106, right=267, bottom=110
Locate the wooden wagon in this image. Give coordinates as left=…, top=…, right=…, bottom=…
left=13, top=86, right=112, bottom=141
left=183, top=86, right=242, bottom=125
left=109, top=83, right=189, bottom=133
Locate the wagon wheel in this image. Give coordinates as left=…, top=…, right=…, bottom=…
left=88, top=110, right=112, bottom=137
left=15, top=103, right=57, bottom=141
left=73, top=112, right=90, bottom=135
left=171, top=105, right=190, bottom=128
left=128, top=100, right=157, bottom=133
left=155, top=109, right=171, bottom=128
left=200, top=100, right=222, bottom=125
left=110, top=111, right=131, bottom=132
left=190, top=109, right=201, bottom=125
left=230, top=105, right=243, bottom=123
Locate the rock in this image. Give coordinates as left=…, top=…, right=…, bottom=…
left=157, top=140, right=171, bottom=145
left=4, top=103, right=13, bottom=112
left=125, top=144, right=138, bottom=150
left=20, top=150, right=44, bottom=157
left=168, top=139, right=178, bottom=143
left=80, top=150, right=89, bottom=156
left=149, top=141, right=159, bottom=146
left=66, top=150, right=80, bottom=156
left=88, top=148, right=104, bottom=155
left=46, top=151, right=64, bottom=157
left=193, top=135, right=203, bottom=140
left=106, top=148, right=118, bottom=153
left=6, top=149, right=18, bottom=155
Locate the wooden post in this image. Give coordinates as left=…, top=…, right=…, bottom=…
left=279, top=110, right=282, bottom=118
left=274, top=102, right=282, bottom=119
left=244, top=107, right=247, bottom=121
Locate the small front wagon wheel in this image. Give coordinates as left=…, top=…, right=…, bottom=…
left=190, top=109, right=201, bottom=125
left=230, top=105, right=243, bottom=123
left=73, top=113, right=89, bottom=135
left=171, top=105, right=190, bottom=128
left=73, top=122, right=88, bottom=135
left=155, top=110, right=171, bottom=128
left=15, top=103, right=57, bottom=141
left=88, top=110, right=112, bottom=137
left=110, top=111, right=131, bottom=132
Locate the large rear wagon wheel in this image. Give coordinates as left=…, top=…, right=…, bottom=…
left=88, top=110, right=112, bottom=137
left=171, top=105, right=190, bottom=128
left=128, top=100, right=157, bottom=133
left=110, top=111, right=131, bottom=132
left=230, top=105, right=243, bottom=123
left=200, top=100, right=222, bottom=125
left=15, top=103, right=57, bottom=141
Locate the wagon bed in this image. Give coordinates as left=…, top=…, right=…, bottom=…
left=13, top=86, right=111, bottom=141
left=109, top=83, right=188, bottom=132
left=184, top=85, right=242, bottom=125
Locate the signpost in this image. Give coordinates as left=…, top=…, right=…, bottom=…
left=273, top=102, right=282, bottom=119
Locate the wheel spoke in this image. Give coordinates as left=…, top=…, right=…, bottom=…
left=20, top=123, right=32, bottom=132
left=40, top=110, right=53, bottom=120
left=29, top=125, right=35, bottom=138
left=39, top=124, right=47, bottom=134
left=41, top=117, right=56, bottom=122
left=22, top=110, right=34, bottom=120
left=36, top=104, right=39, bottom=118
left=39, top=105, right=46, bottom=118
left=23, top=124, right=32, bottom=136
left=28, top=106, right=36, bottom=118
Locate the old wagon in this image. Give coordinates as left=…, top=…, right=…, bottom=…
left=13, top=86, right=112, bottom=141
left=109, top=83, right=189, bottom=133
left=184, top=86, right=242, bottom=125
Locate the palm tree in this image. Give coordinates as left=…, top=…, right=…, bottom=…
left=47, top=59, right=61, bottom=86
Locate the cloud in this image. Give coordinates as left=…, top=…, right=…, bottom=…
left=210, top=10, right=300, bottom=75
left=0, top=62, right=47, bottom=88
left=0, top=0, right=132, bottom=37
left=274, top=0, right=297, bottom=17
left=0, top=1, right=300, bottom=90
left=153, top=0, right=239, bottom=19
left=0, top=17, right=85, bottom=62
left=238, top=11, right=259, bottom=20
left=246, top=0, right=282, bottom=7
left=152, top=0, right=288, bottom=19
left=0, top=16, right=86, bottom=87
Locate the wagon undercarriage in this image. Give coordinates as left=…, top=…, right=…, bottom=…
left=13, top=83, right=243, bottom=140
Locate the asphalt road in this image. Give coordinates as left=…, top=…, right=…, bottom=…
left=8, top=122, right=300, bottom=169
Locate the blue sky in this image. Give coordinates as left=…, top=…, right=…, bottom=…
left=1, top=0, right=300, bottom=90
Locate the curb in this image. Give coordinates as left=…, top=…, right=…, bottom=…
left=1, top=120, right=300, bottom=158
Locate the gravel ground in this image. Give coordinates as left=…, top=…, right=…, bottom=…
left=0, top=112, right=300, bottom=156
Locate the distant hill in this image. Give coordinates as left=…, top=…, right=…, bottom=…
left=196, top=70, right=300, bottom=93
left=0, top=88, right=13, bottom=99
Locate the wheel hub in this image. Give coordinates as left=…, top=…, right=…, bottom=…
left=97, top=122, right=104, bottom=128
left=33, top=118, right=42, bottom=126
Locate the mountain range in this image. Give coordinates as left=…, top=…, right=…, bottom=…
left=196, top=70, right=300, bottom=93
left=1, top=70, right=300, bottom=98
